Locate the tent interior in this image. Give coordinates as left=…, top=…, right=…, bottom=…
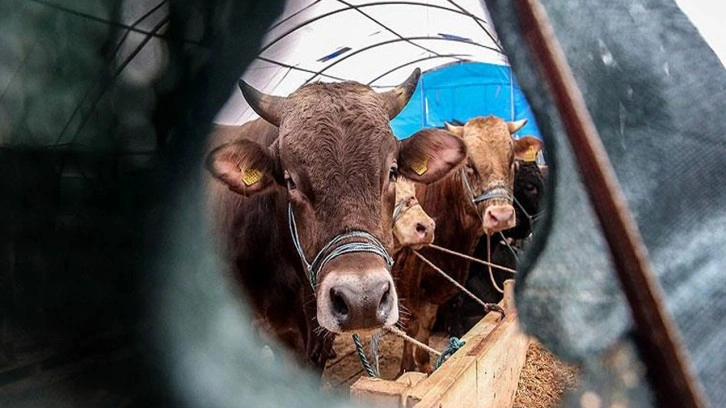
left=214, top=0, right=542, bottom=142
left=1, top=0, right=724, bottom=407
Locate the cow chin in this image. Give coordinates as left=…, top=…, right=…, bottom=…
left=397, top=236, right=434, bottom=251
left=315, top=266, right=399, bottom=334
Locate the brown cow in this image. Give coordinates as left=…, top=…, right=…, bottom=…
left=393, top=116, right=542, bottom=374
left=204, top=69, right=467, bottom=370
left=392, top=176, right=435, bottom=254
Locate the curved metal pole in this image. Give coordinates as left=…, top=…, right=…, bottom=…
left=303, top=36, right=499, bottom=84
left=258, top=2, right=499, bottom=55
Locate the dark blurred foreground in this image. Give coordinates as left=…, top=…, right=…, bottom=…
left=1, top=1, right=725, bottom=407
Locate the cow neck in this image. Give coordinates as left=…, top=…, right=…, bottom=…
left=418, top=172, right=482, bottom=250
left=287, top=203, right=394, bottom=292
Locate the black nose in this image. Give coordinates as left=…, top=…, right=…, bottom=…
left=328, top=279, right=393, bottom=331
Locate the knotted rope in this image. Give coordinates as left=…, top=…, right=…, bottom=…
left=487, top=234, right=504, bottom=294
left=434, top=337, right=466, bottom=370
left=354, top=327, right=467, bottom=377
left=413, top=250, right=506, bottom=316
left=352, top=250, right=505, bottom=375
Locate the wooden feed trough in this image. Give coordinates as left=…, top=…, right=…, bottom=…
left=350, top=279, right=530, bottom=408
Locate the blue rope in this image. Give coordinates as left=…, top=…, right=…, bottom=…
left=434, top=337, right=466, bottom=370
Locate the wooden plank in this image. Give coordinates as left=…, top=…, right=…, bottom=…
left=407, top=313, right=526, bottom=408
left=351, top=280, right=529, bottom=408
left=350, top=372, right=429, bottom=408
left=405, top=315, right=502, bottom=408
left=474, top=313, right=530, bottom=408
left=396, top=372, right=427, bottom=387
left=405, top=281, right=517, bottom=408
left=351, top=377, right=409, bottom=408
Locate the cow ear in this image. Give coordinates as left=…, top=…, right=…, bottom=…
left=398, top=128, right=467, bottom=184
left=205, top=139, right=280, bottom=196
left=444, top=122, right=465, bottom=137
left=514, top=136, right=543, bottom=161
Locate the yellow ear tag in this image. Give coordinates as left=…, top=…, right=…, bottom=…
left=410, top=155, right=429, bottom=176
left=241, top=168, right=264, bottom=186
left=523, top=145, right=537, bottom=162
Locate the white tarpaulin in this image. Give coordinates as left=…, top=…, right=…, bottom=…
left=214, top=0, right=509, bottom=126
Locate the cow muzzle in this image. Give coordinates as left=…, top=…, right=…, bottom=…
left=482, top=204, right=516, bottom=234
left=287, top=204, right=397, bottom=333
left=393, top=208, right=436, bottom=250
left=317, top=262, right=399, bottom=333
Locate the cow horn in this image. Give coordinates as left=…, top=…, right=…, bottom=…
left=238, top=80, right=285, bottom=127
left=507, top=119, right=528, bottom=134
left=382, top=68, right=422, bottom=119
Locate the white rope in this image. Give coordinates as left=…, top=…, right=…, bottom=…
left=370, top=330, right=382, bottom=376
left=498, top=231, right=520, bottom=260
left=385, top=326, right=442, bottom=357
left=487, top=234, right=505, bottom=294
left=427, top=244, right=516, bottom=274
left=413, top=250, right=505, bottom=314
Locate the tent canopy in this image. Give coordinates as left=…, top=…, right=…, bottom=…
left=213, top=0, right=541, bottom=141
left=391, top=61, right=540, bottom=138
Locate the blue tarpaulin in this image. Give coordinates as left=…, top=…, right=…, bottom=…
left=391, top=61, right=542, bottom=140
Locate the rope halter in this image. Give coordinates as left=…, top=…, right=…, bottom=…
left=460, top=167, right=513, bottom=206
left=287, top=203, right=394, bottom=292
left=512, top=195, right=544, bottom=225
left=391, top=195, right=420, bottom=227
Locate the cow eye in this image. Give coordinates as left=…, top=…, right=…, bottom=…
left=389, top=165, right=398, bottom=182
left=284, top=171, right=296, bottom=191
left=525, top=183, right=537, bottom=194
left=404, top=196, right=416, bottom=208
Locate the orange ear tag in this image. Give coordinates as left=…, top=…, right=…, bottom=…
left=410, top=156, right=429, bottom=176
left=241, top=168, right=264, bottom=186
left=524, top=145, right=537, bottom=162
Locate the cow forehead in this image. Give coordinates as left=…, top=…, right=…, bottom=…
left=463, top=117, right=515, bottom=169
left=277, top=83, right=397, bottom=169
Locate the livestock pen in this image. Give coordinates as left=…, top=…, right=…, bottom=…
left=326, top=281, right=578, bottom=408
left=1, top=1, right=723, bottom=408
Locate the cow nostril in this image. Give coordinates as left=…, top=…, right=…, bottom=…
left=415, top=223, right=427, bottom=235
left=377, top=282, right=392, bottom=316
left=330, top=288, right=349, bottom=319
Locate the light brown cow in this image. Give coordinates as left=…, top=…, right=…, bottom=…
left=204, top=70, right=468, bottom=370
left=392, top=176, right=435, bottom=254
left=393, top=116, right=542, bottom=374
